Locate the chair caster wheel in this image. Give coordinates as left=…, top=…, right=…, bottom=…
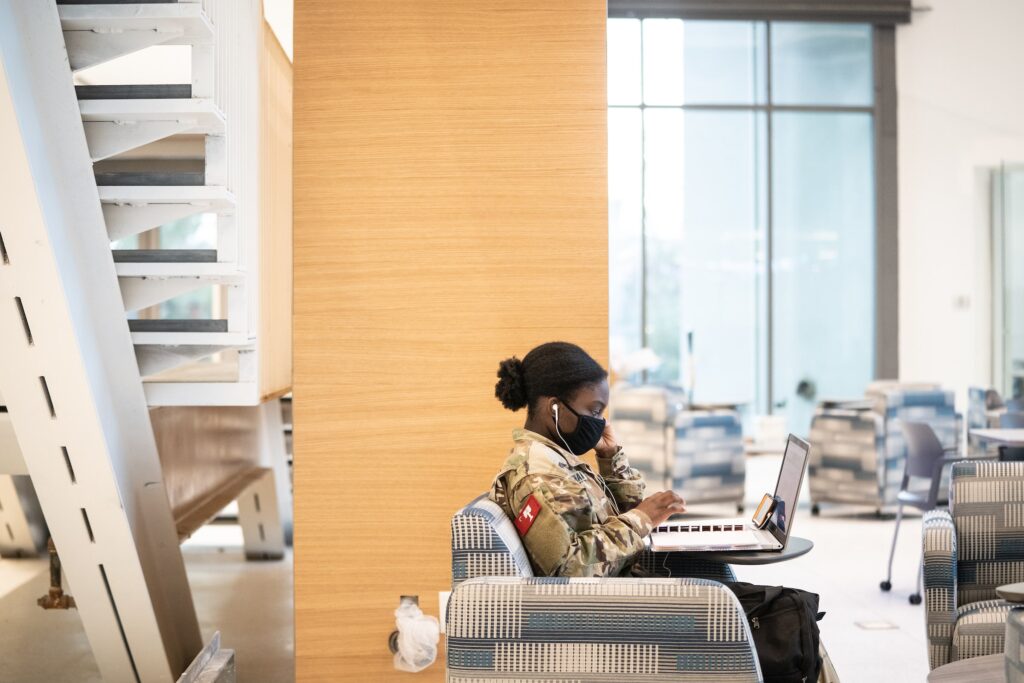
left=880, top=580, right=892, bottom=592
left=909, top=593, right=922, bottom=605
left=811, top=504, right=820, bottom=516
left=874, top=508, right=883, bottom=519
left=737, top=505, right=745, bottom=514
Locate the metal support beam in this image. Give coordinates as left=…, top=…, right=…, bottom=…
left=236, top=469, right=285, bottom=560
left=0, top=3, right=201, bottom=680
left=260, top=399, right=293, bottom=546
left=0, top=412, right=28, bottom=475
left=176, top=632, right=235, bottom=683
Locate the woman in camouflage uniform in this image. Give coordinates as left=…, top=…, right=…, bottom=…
left=489, top=341, right=686, bottom=577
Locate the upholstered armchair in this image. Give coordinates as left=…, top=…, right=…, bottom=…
left=923, top=462, right=1024, bottom=670
left=809, top=384, right=958, bottom=512
left=449, top=495, right=760, bottom=682
left=611, top=386, right=746, bottom=509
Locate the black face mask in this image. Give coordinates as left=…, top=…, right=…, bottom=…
left=554, top=399, right=606, bottom=456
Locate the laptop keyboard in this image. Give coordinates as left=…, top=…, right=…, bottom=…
left=655, top=521, right=747, bottom=533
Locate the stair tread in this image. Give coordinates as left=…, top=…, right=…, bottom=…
left=95, top=171, right=205, bottom=186
left=113, top=249, right=217, bottom=263
left=59, top=3, right=211, bottom=36
left=128, top=319, right=228, bottom=333
left=96, top=185, right=234, bottom=205
left=78, top=96, right=223, bottom=122
left=77, top=85, right=192, bottom=100
left=131, top=330, right=253, bottom=346
left=115, top=262, right=241, bottom=278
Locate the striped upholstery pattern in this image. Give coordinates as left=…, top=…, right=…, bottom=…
left=452, top=495, right=533, bottom=588
left=949, top=462, right=1024, bottom=605
left=612, top=386, right=686, bottom=492
left=446, top=577, right=761, bottom=682
left=1007, top=607, right=1024, bottom=682
left=924, top=462, right=1024, bottom=669
left=952, top=599, right=1015, bottom=662
left=923, top=510, right=957, bottom=669
left=809, top=386, right=958, bottom=509
left=809, top=408, right=882, bottom=507
left=673, top=411, right=745, bottom=506
left=611, top=387, right=745, bottom=506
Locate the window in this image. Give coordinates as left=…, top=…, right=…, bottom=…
left=609, top=19, right=878, bottom=433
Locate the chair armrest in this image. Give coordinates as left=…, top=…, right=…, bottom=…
left=923, top=509, right=957, bottom=670
left=447, top=576, right=762, bottom=682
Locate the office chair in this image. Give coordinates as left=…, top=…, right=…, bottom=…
left=880, top=422, right=955, bottom=604
left=1000, top=412, right=1024, bottom=461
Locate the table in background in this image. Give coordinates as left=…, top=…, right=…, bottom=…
left=926, top=653, right=1003, bottom=682
left=971, top=428, right=1024, bottom=447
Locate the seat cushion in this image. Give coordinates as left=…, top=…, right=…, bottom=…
left=952, top=598, right=1015, bottom=662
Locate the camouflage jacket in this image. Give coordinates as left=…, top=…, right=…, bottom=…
left=488, top=429, right=653, bottom=577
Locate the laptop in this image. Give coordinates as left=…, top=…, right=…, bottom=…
left=648, top=434, right=810, bottom=552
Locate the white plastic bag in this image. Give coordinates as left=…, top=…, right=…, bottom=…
left=393, top=597, right=440, bottom=673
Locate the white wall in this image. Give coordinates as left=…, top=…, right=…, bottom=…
left=897, top=0, right=1024, bottom=403
left=263, top=0, right=293, bottom=61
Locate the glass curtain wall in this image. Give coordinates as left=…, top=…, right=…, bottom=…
left=608, top=19, right=876, bottom=433
left=995, top=165, right=1024, bottom=401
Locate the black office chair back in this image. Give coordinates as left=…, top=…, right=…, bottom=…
left=902, top=421, right=950, bottom=508
left=1002, top=412, right=1024, bottom=428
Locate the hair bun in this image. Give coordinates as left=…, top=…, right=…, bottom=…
left=495, top=356, right=528, bottom=411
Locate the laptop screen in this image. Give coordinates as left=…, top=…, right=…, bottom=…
left=765, top=435, right=810, bottom=545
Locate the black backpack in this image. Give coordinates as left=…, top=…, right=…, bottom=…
left=724, top=581, right=825, bottom=683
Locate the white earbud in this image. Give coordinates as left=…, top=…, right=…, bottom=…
left=553, top=403, right=559, bottom=418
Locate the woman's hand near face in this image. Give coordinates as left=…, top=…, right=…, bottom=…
left=594, top=420, right=620, bottom=459
left=633, top=491, right=687, bottom=527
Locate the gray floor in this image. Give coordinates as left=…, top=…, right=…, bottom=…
left=0, top=525, right=294, bottom=683
left=0, top=455, right=931, bottom=682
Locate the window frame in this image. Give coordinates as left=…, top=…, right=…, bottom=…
left=608, top=16, right=899, bottom=409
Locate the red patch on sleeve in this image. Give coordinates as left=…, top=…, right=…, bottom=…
left=514, top=495, right=541, bottom=536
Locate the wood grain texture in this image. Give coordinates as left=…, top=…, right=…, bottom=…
left=294, top=2, right=608, bottom=680
left=150, top=406, right=263, bottom=523
left=259, top=20, right=294, bottom=400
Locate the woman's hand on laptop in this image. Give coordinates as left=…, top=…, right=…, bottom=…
left=634, top=491, right=687, bottom=527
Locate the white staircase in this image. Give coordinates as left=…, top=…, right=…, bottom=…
left=58, top=0, right=282, bottom=407
left=0, top=1, right=292, bottom=679
left=59, top=1, right=214, bottom=72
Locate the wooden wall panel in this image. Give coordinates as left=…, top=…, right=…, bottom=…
left=293, top=2, right=608, bottom=680
left=259, top=20, right=294, bottom=400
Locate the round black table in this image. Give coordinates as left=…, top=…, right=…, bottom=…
left=669, top=536, right=813, bottom=565
left=927, top=653, right=1003, bottom=682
